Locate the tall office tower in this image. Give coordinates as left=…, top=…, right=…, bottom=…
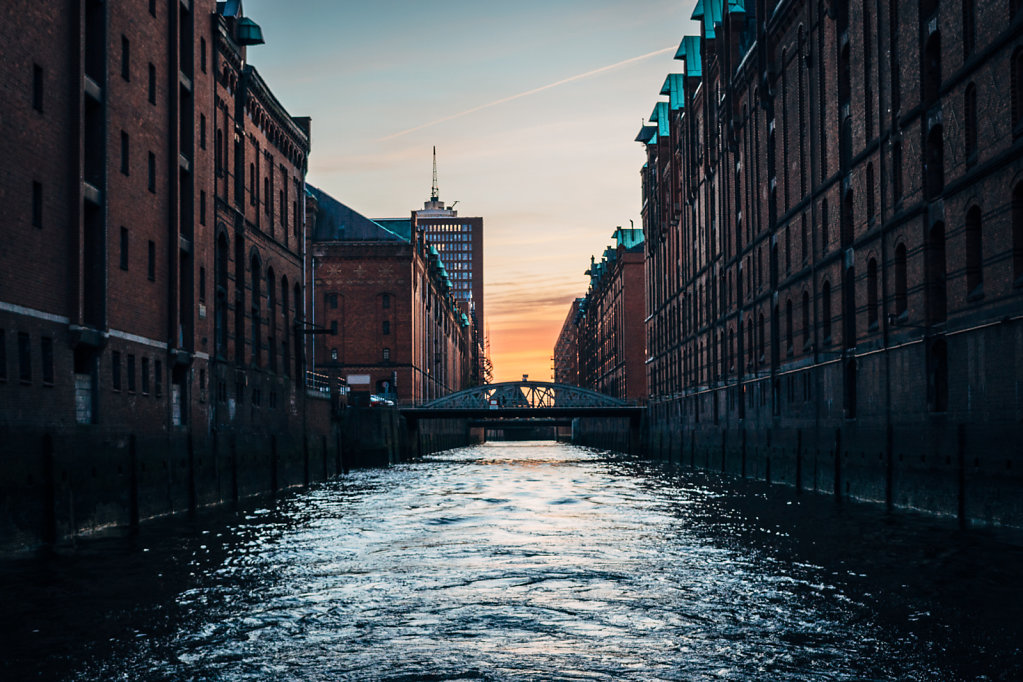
left=407, top=148, right=485, bottom=328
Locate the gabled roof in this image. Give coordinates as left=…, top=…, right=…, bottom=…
left=692, top=0, right=725, bottom=39
left=635, top=125, right=657, bottom=144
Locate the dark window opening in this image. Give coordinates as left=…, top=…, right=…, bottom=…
left=112, top=350, right=122, bottom=391
left=127, top=354, right=136, bottom=392
left=32, top=64, right=43, bottom=112
left=41, top=337, right=54, bottom=385
left=18, top=332, right=31, bottom=383
left=121, top=36, right=130, bottom=81
left=383, top=320, right=390, bottom=335
left=965, top=205, right=983, bottom=296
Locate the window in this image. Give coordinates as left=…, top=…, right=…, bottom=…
left=249, top=163, right=256, bottom=205
left=923, top=33, right=941, bottom=109
left=1015, top=183, right=1023, bottom=282
left=330, top=348, right=338, bottom=360
left=32, top=63, right=43, bottom=112
left=867, top=258, right=879, bottom=330
left=155, top=359, right=162, bottom=397
left=1014, top=49, right=1023, bottom=135
left=148, top=63, right=156, bottom=104
left=264, top=176, right=270, bottom=216
left=200, top=37, right=207, bottom=73
left=866, top=163, right=876, bottom=220
left=121, top=131, right=130, bottom=175
left=895, top=243, right=908, bottom=316
left=41, top=337, right=54, bottom=385
left=18, top=332, right=30, bottom=383
left=965, top=83, right=978, bottom=163
left=963, top=0, right=975, bottom=58
left=141, top=357, right=149, bottom=394
left=120, top=227, right=129, bottom=270
left=383, top=347, right=391, bottom=361
left=893, top=142, right=904, bottom=200
left=382, top=320, right=390, bottom=335
left=965, top=205, right=983, bottom=295
left=32, top=181, right=42, bottom=228
left=822, top=281, right=832, bottom=342
left=147, top=240, right=156, bottom=281
left=149, top=0, right=156, bottom=17
left=147, top=151, right=156, bottom=192
left=200, top=114, right=206, bottom=149
left=200, top=191, right=207, bottom=226
left=199, top=266, right=206, bottom=302
left=121, top=36, right=130, bottom=81
left=127, top=354, right=136, bottom=392
left=112, top=350, right=122, bottom=390
left=802, top=291, right=811, bottom=347
left=327, top=293, right=338, bottom=309
left=330, top=320, right=338, bottom=335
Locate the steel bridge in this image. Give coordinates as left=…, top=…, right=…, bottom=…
left=400, top=381, right=643, bottom=451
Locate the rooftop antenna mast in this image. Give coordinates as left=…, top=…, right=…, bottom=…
left=431, top=146, right=439, bottom=201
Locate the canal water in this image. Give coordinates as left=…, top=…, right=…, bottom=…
left=2, top=441, right=1022, bottom=680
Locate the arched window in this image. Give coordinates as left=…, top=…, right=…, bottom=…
left=965, top=83, right=978, bottom=163
left=895, top=243, right=908, bottom=317
left=924, top=125, right=944, bottom=199
left=267, top=268, right=276, bottom=372
left=802, top=291, right=811, bottom=348
left=923, top=32, right=941, bottom=108
left=866, top=163, right=876, bottom=221
left=926, top=222, right=947, bottom=324
left=1013, top=49, right=1023, bottom=136
left=250, top=255, right=261, bottom=366
left=215, top=233, right=228, bottom=357
left=822, top=280, right=833, bottom=342
left=867, top=258, right=879, bottom=330
left=1014, top=182, right=1023, bottom=282
left=965, top=205, right=983, bottom=296
left=786, top=299, right=794, bottom=355
left=963, top=0, right=975, bottom=58
left=281, top=276, right=290, bottom=377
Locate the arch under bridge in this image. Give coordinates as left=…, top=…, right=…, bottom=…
left=400, top=381, right=644, bottom=452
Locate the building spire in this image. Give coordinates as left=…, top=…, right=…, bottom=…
left=431, top=146, right=439, bottom=202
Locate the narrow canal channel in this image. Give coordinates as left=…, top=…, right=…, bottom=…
left=2, top=441, right=1022, bottom=680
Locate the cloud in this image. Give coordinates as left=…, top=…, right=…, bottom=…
left=376, top=45, right=677, bottom=142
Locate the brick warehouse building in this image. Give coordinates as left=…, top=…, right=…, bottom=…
left=573, top=227, right=647, bottom=402
left=308, top=187, right=475, bottom=405
left=637, top=0, right=1023, bottom=526
left=0, top=1, right=335, bottom=551
left=553, top=298, right=585, bottom=385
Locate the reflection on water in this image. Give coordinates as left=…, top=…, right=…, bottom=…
left=2, top=441, right=1022, bottom=680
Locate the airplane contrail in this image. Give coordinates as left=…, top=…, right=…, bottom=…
left=376, top=46, right=677, bottom=142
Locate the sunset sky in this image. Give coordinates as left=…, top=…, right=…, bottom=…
left=245, top=0, right=698, bottom=382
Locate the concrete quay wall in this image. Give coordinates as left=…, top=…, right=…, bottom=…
left=603, top=408, right=1023, bottom=529
left=0, top=394, right=340, bottom=554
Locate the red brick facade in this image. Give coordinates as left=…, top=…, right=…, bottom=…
left=637, top=0, right=1023, bottom=523
left=308, top=191, right=474, bottom=405
left=0, top=2, right=330, bottom=548
left=553, top=298, right=584, bottom=385
left=575, top=230, right=647, bottom=402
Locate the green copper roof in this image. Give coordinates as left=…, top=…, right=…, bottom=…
left=635, top=124, right=657, bottom=144
left=612, top=227, right=644, bottom=250
left=728, top=0, right=747, bottom=13
left=649, top=101, right=670, bottom=138
left=661, top=73, right=685, bottom=110
left=692, top=0, right=724, bottom=38
left=677, top=36, right=702, bottom=78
